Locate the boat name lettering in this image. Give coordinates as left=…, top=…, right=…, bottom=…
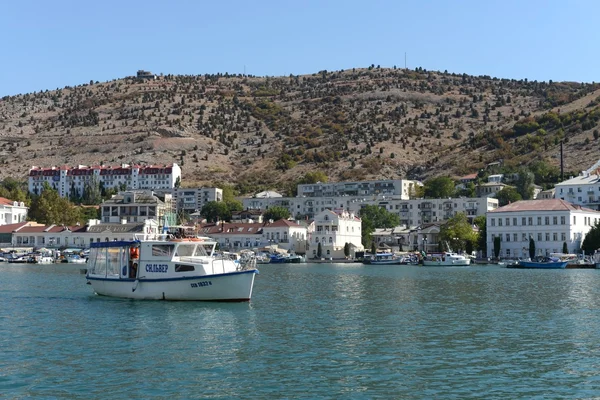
left=145, top=263, right=169, bottom=273
left=191, top=281, right=212, bottom=288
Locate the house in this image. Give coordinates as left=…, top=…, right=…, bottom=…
left=307, top=209, right=364, bottom=259
left=262, top=219, right=308, bottom=254
left=476, top=182, right=510, bottom=198
left=486, top=199, right=600, bottom=258
left=554, top=161, right=600, bottom=210
left=0, top=197, right=27, bottom=225
left=231, top=209, right=264, bottom=223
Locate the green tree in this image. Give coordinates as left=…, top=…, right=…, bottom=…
left=82, top=176, right=102, bottom=205
left=359, top=205, right=400, bottom=247
left=493, top=236, right=501, bottom=259
left=200, top=201, right=230, bottom=222
left=317, top=242, right=322, bottom=258
left=263, top=206, right=291, bottom=221
left=28, top=182, right=81, bottom=225
left=174, top=176, right=181, bottom=188
left=473, top=215, right=487, bottom=254
left=495, top=187, right=522, bottom=207
left=408, top=182, right=425, bottom=199
left=581, top=221, right=600, bottom=255
left=344, top=242, right=350, bottom=258
left=562, top=241, right=569, bottom=254
left=297, top=171, right=328, bottom=185
left=515, top=168, right=535, bottom=200
left=439, top=213, right=477, bottom=252
left=529, top=237, right=536, bottom=259
left=423, top=176, right=456, bottom=198
left=371, top=241, right=377, bottom=255
left=456, top=182, right=476, bottom=198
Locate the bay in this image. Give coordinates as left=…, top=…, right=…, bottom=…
left=2, top=263, right=600, bottom=399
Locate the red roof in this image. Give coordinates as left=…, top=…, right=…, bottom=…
left=0, top=197, right=16, bottom=206
left=0, top=222, right=30, bottom=233
left=460, top=173, right=478, bottom=181
left=198, top=222, right=265, bottom=235
left=489, top=199, right=598, bottom=213
left=264, top=219, right=302, bottom=228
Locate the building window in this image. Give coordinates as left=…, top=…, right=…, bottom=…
left=491, top=218, right=495, bottom=227
left=561, top=216, right=566, bottom=225
left=498, top=219, right=502, bottom=226
left=545, top=216, right=550, bottom=225
left=561, top=233, right=566, bottom=241
left=513, top=233, right=518, bottom=242
left=528, top=217, right=533, bottom=225
left=537, top=217, right=542, bottom=225
left=538, top=233, right=542, bottom=241
left=573, top=216, right=576, bottom=224
left=553, top=233, right=557, bottom=241
left=522, top=233, right=527, bottom=241
left=522, top=217, right=526, bottom=225
left=513, top=218, right=517, bottom=226
left=506, top=234, right=510, bottom=242
left=505, top=218, right=510, bottom=226
left=545, top=233, right=550, bottom=241
left=553, top=216, right=558, bottom=225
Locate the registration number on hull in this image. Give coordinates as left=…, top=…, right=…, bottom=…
left=190, top=281, right=212, bottom=288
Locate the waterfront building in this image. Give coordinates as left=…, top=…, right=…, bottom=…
left=172, top=187, right=222, bottom=214
left=307, top=209, right=363, bottom=259
left=100, top=191, right=175, bottom=227
left=4, top=219, right=159, bottom=249
left=198, top=220, right=307, bottom=253
left=486, top=199, right=600, bottom=259
left=28, top=163, right=181, bottom=198
left=0, top=197, right=27, bottom=225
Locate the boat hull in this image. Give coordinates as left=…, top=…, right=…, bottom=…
left=362, top=260, right=407, bottom=265
left=511, top=261, right=568, bottom=269
left=422, top=260, right=471, bottom=266
left=87, top=269, right=258, bottom=301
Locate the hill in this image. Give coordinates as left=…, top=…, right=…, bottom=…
left=1, top=67, right=599, bottom=195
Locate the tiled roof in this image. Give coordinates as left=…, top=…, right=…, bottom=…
left=198, top=222, right=264, bottom=235
left=0, top=222, right=30, bottom=233
left=0, top=197, right=15, bottom=206
left=264, top=219, right=303, bottom=228
left=489, top=199, right=598, bottom=213
left=460, top=173, right=478, bottom=180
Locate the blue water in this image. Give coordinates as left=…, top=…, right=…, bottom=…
left=2, top=263, right=600, bottom=399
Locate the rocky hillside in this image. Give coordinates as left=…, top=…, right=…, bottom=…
left=1, top=67, right=599, bottom=195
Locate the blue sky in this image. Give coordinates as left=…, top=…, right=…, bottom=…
left=1, top=0, right=598, bottom=96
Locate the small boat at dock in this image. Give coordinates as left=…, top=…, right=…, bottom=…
left=509, top=257, right=568, bottom=269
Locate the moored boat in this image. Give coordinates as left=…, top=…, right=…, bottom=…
left=65, top=254, right=87, bottom=264
left=86, top=235, right=258, bottom=301
left=362, top=252, right=407, bottom=265
left=422, top=252, right=470, bottom=267
left=511, top=257, right=568, bottom=269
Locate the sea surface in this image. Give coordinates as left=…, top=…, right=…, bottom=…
left=2, top=263, right=600, bottom=399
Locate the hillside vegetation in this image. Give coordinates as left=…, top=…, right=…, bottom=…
left=1, top=66, right=599, bottom=195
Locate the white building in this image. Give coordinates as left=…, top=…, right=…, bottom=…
left=0, top=197, right=27, bottom=225
left=486, top=199, right=600, bottom=258
left=298, top=179, right=415, bottom=198
left=5, top=219, right=159, bottom=249
left=554, top=161, right=600, bottom=210
left=171, top=187, right=223, bottom=214
left=307, top=209, right=364, bottom=259
left=100, top=191, right=173, bottom=225
left=244, top=193, right=497, bottom=223
left=28, top=163, right=181, bottom=198
left=197, top=220, right=307, bottom=253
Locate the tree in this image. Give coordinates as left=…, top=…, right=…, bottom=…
left=408, top=182, right=425, bottom=199
left=317, top=242, right=322, bottom=258
left=371, top=242, right=377, bottom=255
left=562, top=241, right=569, bottom=254
left=515, top=168, right=535, bottom=200
left=82, top=176, right=102, bottom=205
left=495, top=187, right=522, bottom=207
left=200, top=201, right=230, bottom=223
left=439, top=213, right=477, bottom=252
left=423, top=176, right=456, bottom=198
left=529, top=237, right=536, bottom=259
left=493, top=236, right=501, bottom=259
left=581, top=221, right=600, bottom=255
left=473, top=215, right=487, bottom=254
left=344, top=242, right=350, bottom=258
left=263, top=206, right=291, bottom=222
left=359, top=205, right=400, bottom=247
left=28, top=182, right=81, bottom=225
left=174, top=176, right=181, bottom=188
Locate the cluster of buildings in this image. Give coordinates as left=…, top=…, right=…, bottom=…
left=3, top=159, right=600, bottom=259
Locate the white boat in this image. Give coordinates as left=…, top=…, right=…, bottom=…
left=86, top=235, right=259, bottom=301
left=362, top=252, right=407, bottom=265
left=65, top=254, right=87, bottom=264
left=422, top=252, right=471, bottom=266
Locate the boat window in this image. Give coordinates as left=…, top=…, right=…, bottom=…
left=107, top=248, right=122, bottom=276
left=175, top=244, right=195, bottom=257
left=194, top=244, right=212, bottom=257
left=175, top=264, right=195, bottom=272
left=152, top=244, right=175, bottom=257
